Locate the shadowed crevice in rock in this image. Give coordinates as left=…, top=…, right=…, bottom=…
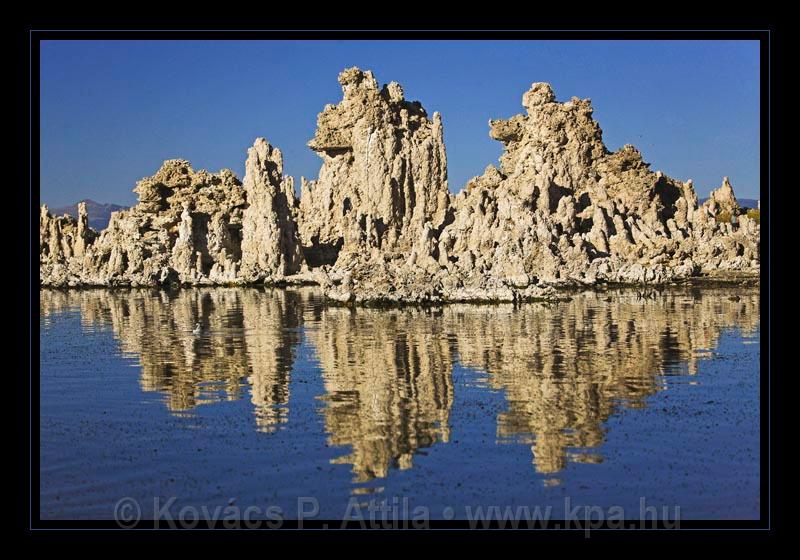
left=302, top=237, right=344, bottom=269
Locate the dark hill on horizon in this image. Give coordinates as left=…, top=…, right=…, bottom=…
left=50, top=200, right=128, bottom=230
left=699, top=197, right=759, bottom=208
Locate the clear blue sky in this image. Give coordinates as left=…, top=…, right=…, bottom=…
left=40, top=40, right=760, bottom=208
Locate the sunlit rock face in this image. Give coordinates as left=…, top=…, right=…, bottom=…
left=40, top=202, right=99, bottom=284
left=41, top=286, right=759, bottom=481
left=40, top=160, right=248, bottom=287
left=704, top=176, right=740, bottom=216
left=40, top=139, right=308, bottom=288
left=299, top=68, right=450, bottom=269
left=39, top=67, right=759, bottom=302
left=240, top=138, right=304, bottom=282
left=302, top=73, right=759, bottom=303
left=433, top=84, right=759, bottom=301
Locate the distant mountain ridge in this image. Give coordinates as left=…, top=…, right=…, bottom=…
left=50, top=199, right=128, bottom=230
left=699, top=197, right=759, bottom=209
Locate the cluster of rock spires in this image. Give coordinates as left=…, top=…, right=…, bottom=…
left=41, top=67, right=760, bottom=303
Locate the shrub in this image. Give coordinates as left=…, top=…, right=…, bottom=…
left=746, top=208, right=760, bottom=224
left=714, top=210, right=732, bottom=224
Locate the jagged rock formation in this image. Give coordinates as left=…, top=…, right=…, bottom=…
left=41, top=159, right=249, bottom=286
left=298, top=68, right=450, bottom=270
left=40, top=68, right=760, bottom=302
left=41, top=141, right=302, bottom=288
left=40, top=202, right=99, bottom=283
left=329, top=81, right=759, bottom=303
left=703, top=176, right=740, bottom=216
left=240, top=138, right=303, bottom=282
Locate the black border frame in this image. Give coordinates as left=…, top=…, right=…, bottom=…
left=20, top=26, right=777, bottom=537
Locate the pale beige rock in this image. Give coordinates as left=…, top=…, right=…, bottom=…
left=40, top=68, right=759, bottom=302
left=239, top=138, right=303, bottom=282
left=170, top=203, right=196, bottom=282
left=423, top=81, right=759, bottom=299
left=704, top=176, right=740, bottom=216
left=41, top=159, right=248, bottom=287
left=298, top=67, right=450, bottom=269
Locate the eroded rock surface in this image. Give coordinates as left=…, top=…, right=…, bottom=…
left=433, top=86, right=759, bottom=292
left=240, top=138, right=303, bottom=282
left=316, top=79, right=759, bottom=303
left=298, top=68, right=450, bottom=273
left=41, top=201, right=94, bottom=258
left=703, top=176, right=741, bottom=216
left=41, top=140, right=301, bottom=288
left=40, top=68, right=759, bottom=302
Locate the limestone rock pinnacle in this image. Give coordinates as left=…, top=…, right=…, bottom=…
left=240, top=138, right=303, bottom=281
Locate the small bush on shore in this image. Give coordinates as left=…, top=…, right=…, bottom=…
left=715, top=210, right=732, bottom=224
left=746, top=208, right=760, bottom=224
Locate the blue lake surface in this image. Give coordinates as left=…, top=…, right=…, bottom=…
left=39, top=286, right=760, bottom=523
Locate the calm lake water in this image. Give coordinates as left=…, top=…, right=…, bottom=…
left=39, top=286, right=760, bottom=522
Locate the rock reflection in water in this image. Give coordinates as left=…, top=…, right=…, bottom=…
left=307, top=306, right=453, bottom=482
left=40, top=286, right=759, bottom=481
left=444, top=292, right=759, bottom=473
left=40, top=288, right=302, bottom=432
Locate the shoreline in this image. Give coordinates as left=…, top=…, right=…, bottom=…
left=39, top=270, right=760, bottom=308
